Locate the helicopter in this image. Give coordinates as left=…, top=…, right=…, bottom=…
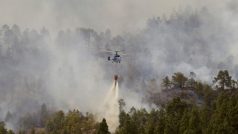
left=103, top=49, right=126, bottom=84
left=108, top=51, right=121, bottom=63
left=107, top=50, right=126, bottom=63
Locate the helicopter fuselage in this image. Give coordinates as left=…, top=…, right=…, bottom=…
left=108, top=54, right=121, bottom=63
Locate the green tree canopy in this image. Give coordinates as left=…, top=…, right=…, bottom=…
left=161, top=76, right=172, bottom=89
left=97, top=118, right=110, bottom=134
left=213, top=70, right=232, bottom=90
left=172, top=72, right=188, bottom=88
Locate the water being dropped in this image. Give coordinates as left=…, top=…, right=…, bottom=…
left=99, top=79, right=119, bottom=132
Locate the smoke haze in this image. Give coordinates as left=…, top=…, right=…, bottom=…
left=0, top=0, right=238, bottom=131
left=98, top=80, right=119, bottom=132
left=0, top=0, right=226, bottom=34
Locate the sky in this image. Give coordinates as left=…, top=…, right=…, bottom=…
left=0, top=0, right=221, bottom=34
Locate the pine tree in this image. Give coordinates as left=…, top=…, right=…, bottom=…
left=162, top=76, right=171, bottom=89
left=97, top=118, right=110, bottom=134
left=213, top=70, right=232, bottom=90
left=0, top=122, right=7, bottom=134
left=172, top=72, right=188, bottom=88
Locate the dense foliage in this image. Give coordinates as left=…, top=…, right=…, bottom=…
left=1, top=70, right=238, bottom=134
left=116, top=91, right=238, bottom=134
left=116, top=70, right=238, bottom=134
left=0, top=122, right=14, bottom=134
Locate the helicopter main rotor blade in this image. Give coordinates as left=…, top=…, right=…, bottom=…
left=98, top=49, right=114, bottom=53
left=115, top=50, right=125, bottom=52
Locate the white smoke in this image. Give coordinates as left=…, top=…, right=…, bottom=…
left=0, top=0, right=237, bottom=131
left=98, top=80, right=119, bottom=132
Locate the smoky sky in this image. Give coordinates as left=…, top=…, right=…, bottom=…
left=0, top=0, right=221, bottom=34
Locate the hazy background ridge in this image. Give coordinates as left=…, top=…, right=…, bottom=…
left=0, top=0, right=238, bottom=130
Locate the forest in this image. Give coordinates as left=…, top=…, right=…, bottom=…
left=0, top=7, right=238, bottom=134
left=0, top=70, right=237, bottom=134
